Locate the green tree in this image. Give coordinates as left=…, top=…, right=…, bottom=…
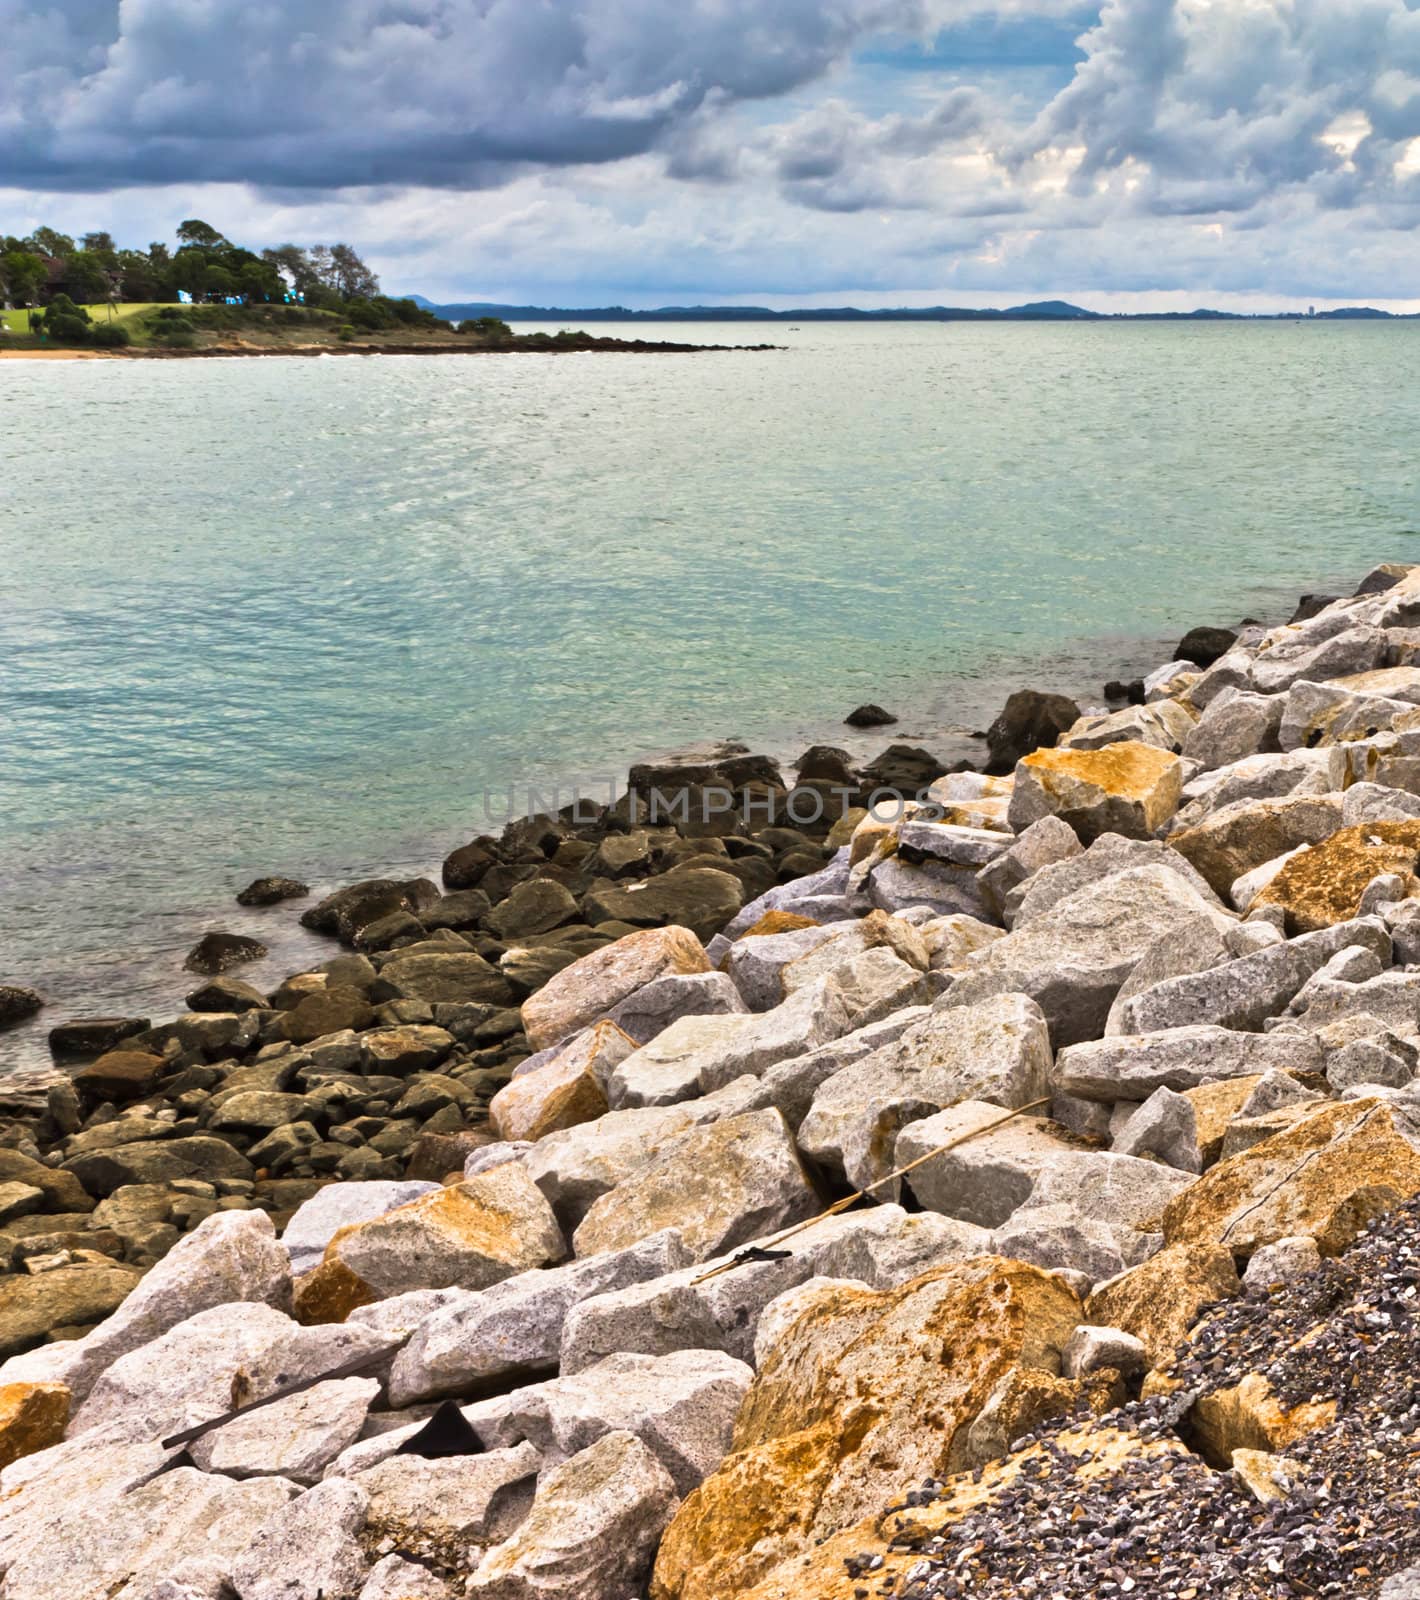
left=176, top=219, right=228, bottom=250
left=204, top=264, right=238, bottom=299
left=28, top=227, right=75, bottom=259
left=1, top=250, right=46, bottom=306
left=328, top=243, right=379, bottom=299
left=63, top=250, right=112, bottom=303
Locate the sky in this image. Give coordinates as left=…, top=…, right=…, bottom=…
left=5, top=0, right=1420, bottom=311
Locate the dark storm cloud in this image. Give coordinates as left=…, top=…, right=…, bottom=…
left=0, top=0, right=939, bottom=190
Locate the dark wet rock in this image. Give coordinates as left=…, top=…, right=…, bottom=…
left=795, top=746, right=859, bottom=786
left=845, top=704, right=898, bottom=728
left=626, top=740, right=783, bottom=798
left=236, top=875, right=310, bottom=906
left=486, top=879, right=582, bottom=941
left=423, top=889, right=494, bottom=930
left=443, top=838, right=499, bottom=891
left=985, top=689, right=1081, bottom=775
left=300, top=877, right=440, bottom=943
left=62, top=1135, right=255, bottom=1197
left=279, top=986, right=376, bottom=1044
left=1175, top=624, right=1240, bottom=668
left=183, top=930, right=269, bottom=975
left=1355, top=561, right=1417, bottom=596
left=47, top=1017, right=149, bottom=1060
left=859, top=743, right=951, bottom=796
left=582, top=866, right=744, bottom=942
left=1290, top=592, right=1340, bottom=623
left=1103, top=678, right=1145, bottom=704
left=186, top=975, right=269, bottom=1013
left=71, top=1050, right=166, bottom=1104
left=0, top=985, right=43, bottom=1032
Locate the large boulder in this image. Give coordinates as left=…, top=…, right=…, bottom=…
left=572, top=1109, right=818, bottom=1262
left=231, top=1478, right=370, bottom=1600
left=489, top=1022, right=635, bottom=1141
left=61, top=1135, right=254, bottom=1198
left=649, top=1259, right=1081, bottom=1600
left=984, top=690, right=1080, bottom=774
left=1162, top=1098, right=1420, bottom=1257
left=943, top=864, right=1233, bottom=1046
left=1007, top=742, right=1183, bottom=841
left=581, top=866, right=744, bottom=942
left=190, top=1374, right=378, bottom=1484
left=521, top=927, right=712, bottom=1051
left=1084, top=1241, right=1241, bottom=1366
left=1252, top=819, right=1420, bottom=932
left=375, top=950, right=511, bottom=1006
left=281, top=1181, right=441, bottom=1276
left=1055, top=1025, right=1322, bottom=1102
left=796, top=993, right=1052, bottom=1189
left=1168, top=794, right=1345, bottom=899
left=468, top=1430, right=679, bottom=1600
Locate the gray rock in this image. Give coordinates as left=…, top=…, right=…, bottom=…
left=466, top=1430, right=678, bottom=1600
left=0, top=1209, right=291, bottom=1405
left=1004, top=836, right=1220, bottom=927
left=1055, top=1025, right=1323, bottom=1102
left=1251, top=623, right=1388, bottom=694
left=749, top=1006, right=932, bottom=1130
left=1277, top=680, right=1419, bottom=751
left=1061, top=1325, right=1147, bottom=1379
left=1223, top=918, right=1286, bottom=955
left=1315, top=1013, right=1419, bottom=1092
left=718, top=850, right=852, bottom=940
left=190, top=1377, right=378, bottom=1485
left=976, top=815, right=1081, bottom=924
left=1283, top=967, right=1420, bottom=1035
left=605, top=1013, right=755, bottom=1109
left=1341, top=784, right=1420, bottom=827
left=571, top=1108, right=817, bottom=1263
left=464, top=1348, right=749, bottom=1496
left=354, top=1442, right=540, bottom=1553
left=1242, top=1235, right=1322, bottom=1289
left=231, top=1478, right=369, bottom=1600
left=866, top=855, right=989, bottom=920
left=723, top=924, right=848, bottom=1011
left=359, top=1555, right=450, bottom=1600
left=947, top=863, right=1235, bottom=1046
left=1173, top=749, right=1332, bottom=827
left=1110, top=1087, right=1201, bottom=1173
left=1117, top=919, right=1392, bottom=1035
left=71, top=1302, right=392, bottom=1441
left=1103, top=918, right=1231, bottom=1036
left=797, top=993, right=1052, bottom=1189
left=1060, top=700, right=1195, bottom=753
left=897, top=819, right=1012, bottom=868
left=1238, top=1070, right=1323, bottom=1119
left=281, top=1181, right=440, bottom=1276
left=602, top=970, right=747, bottom=1044
left=990, top=1204, right=1148, bottom=1287
left=386, top=1230, right=692, bottom=1406
left=1181, top=692, right=1283, bottom=772
left=522, top=1103, right=705, bottom=1230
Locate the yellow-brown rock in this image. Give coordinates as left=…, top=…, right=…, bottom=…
left=1252, top=819, right=1420, bottom=932
left=291, top=1257, right=378, bottom=1325
left=1166, top=794, right=1344, bottom=898
left=1190, top=1371, right=1336, bottom=1464
left=520, top=926, right=711, bottom=1051
left=1007, top=741, right=1183, bottom=842
left=825, top=808, right=867, bottom=849
left=650, top=1258, right=1080, bottom=1600
left=1085, top=1242, right=1241, bottom=1367
left=1183, top=1076, right=1263, bottom=1166
left=658, top=1424, right=1191, bottom=1600
left=1162, top=1098, right=1420, bottom=1257
left=1231, top=1447, right=1302, bottom=1504
left=738, top=909, right=822, bottom=939
left=319, top=1161, right=565, bottom=1301
left=0, top=1383, right=69, bottom=1471
left=486, top=1020, right=634, bottom=1143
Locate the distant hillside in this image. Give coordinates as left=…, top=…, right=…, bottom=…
left=407, top=295, right=1410, bottom=324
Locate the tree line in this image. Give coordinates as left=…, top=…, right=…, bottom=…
left=0, top=219, right=385, bottom=312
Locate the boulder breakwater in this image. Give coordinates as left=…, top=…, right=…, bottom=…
left=4, top=563, right=1420, bottom=1596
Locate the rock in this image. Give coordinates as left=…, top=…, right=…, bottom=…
left=1242, top=1234, right=1322, bottom=1289
left=71, top=1048, right=166, bottom=1103
left=865, top=855, right=988, bottom=919
left=375, top=951, right=511, bottom=1006
left=520, top=927, right=711, bottom=1052
left=191, top=1375, right=378, bottom=1483
left=360, top=1555, right=451, bottom=1600
left=917, top=912, right=1006, bottom=970
left=1084, top=1240, right=1240, bottom=1365
left=1162, top=1098, right=1420, bottom=1256
left=62, top=1135, right=255, bottom=1199
left=976, top=815, right=1082, bottom=922
left=845, top=703, right=897, bottom=728
left=0, top=1381, right=69, bottom=1469
left=572, top=1108, right=817, bottom=1262
left=522, top=1104, right=704, bottom=1230
left=677, top=974, right=859, bottom=1096
left=897, top=1101, right=1190, bottom=1230
left=489, top=1022, right=634, bottom=1140
left=1317, top=1013, right=1419, bottom=1092
left=1168, top=794, right=1345, bottom=899
left=606, top=1013, right=751, bottom=1109
left=1061, top=1324, right=1147, bottom=1379
left=985, top=690, right=1080, bottom=775
left=468, top=1430, right=678, bottom=1600
left=581, top=867, right=743, bottom=942
left=468, top=1347, right=750, bottom=1496
left=0, top=1208, right=291, bottom=1400
left=1251, top=622, right=1389, bottom=694
left=1059, top=699, right=1196, bottom=754
left=1181, top=692, right=1284, bottom=771
left=47, top=1016, right=149, bottom=1058
left=989, top=1204, right=1142, bottom=1287
left=1007, top=742, right=1183, bottom=842
left=1238, top=1068, right=1322, bottom=1118
left=187, top=976, right=270, bottom=1013
left=282, top=1181, right=441, bottom=1276
left=355, top=1442, right=541, bottom=1554
left=945, top=863, right=1233, bottom=1046
left=210, top=1090, right=319, bottom=1133
left=360, top=1025, right=456, bottom=1074
left=724, top=923, right=848, bottom=1010
left=1102, top=919, right=1230, bottom=1034
left=603, top=970, right=747, bottom=1044
left=184, top=931, right=268, bottom=976
left=486, top=879, right=581, bottom=941
left=302, top=877, right=438, bottom=942
left=0, top=985, right=44, bottom=1031
left=231, top=1478, right=369, bottom=1600
left=1116, top=918, right=1391, bottom=1035
left=0, top=1183, right=44, bottom=1225
left=559, top=1206, right=989, bottom=1372
left=1111, top=1087, right=1202, bottom=1172
left=1252, top=819, right=1420, bottom=932
left=797, top=994, right=1052, bottom=1189
left=0, top=1264, right=136, bottom=1358
left=307, top=1163, right=565, bottom=1312
left=650, top=1259, right=1081, bottom=1600
left=1176, top=624, right=1239, bottom=668
left=387, top=1231, right=692, bottom=1405
left=1055, top=1025, right=1320, bottom=1101
left=237, top=876, right=310, bottom=906
left=1006, top=834, right=1220, bottom=927
left=280, top=988, right=376, bottom=1044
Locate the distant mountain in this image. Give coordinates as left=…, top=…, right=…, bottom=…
left=404, top=293, right=1411, bottom=324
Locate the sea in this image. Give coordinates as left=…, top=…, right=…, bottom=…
left=2, top=318, right=1418, bottom=1075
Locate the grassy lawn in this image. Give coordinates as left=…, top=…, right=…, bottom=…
left=0, top=302, right=163, bottom=333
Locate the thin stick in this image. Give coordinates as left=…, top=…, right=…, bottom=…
left=690, top=1094, right=1054, bottom=1286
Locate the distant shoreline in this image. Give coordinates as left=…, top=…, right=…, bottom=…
left=0, top=333, right=774, bottom=362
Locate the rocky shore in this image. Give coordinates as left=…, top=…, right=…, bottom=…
left=4, top=562, right=1420, bottom=1597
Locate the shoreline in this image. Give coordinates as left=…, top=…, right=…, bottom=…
left=0, top=567, right=1349, bottom=1081
left=0, top=333, right=776, bottom=362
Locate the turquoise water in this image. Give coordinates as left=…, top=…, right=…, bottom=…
left=2, top=320, right=1418, bottom=1072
